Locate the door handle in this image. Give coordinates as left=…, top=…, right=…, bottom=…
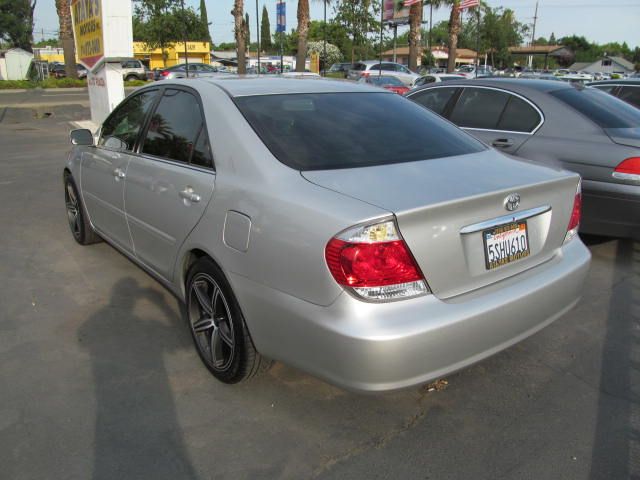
left=113, top=168, right=126, bottom=180
left=492, top=138, right=514, bottom=148
left=179, top=187, right=201, bottom=203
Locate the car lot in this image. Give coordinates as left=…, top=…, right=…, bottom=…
left=0, top=98, right=638, bottom=479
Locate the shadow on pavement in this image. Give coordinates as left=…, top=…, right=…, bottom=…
left=589, top=239, right=640, bottom=479
left=78, top=278, right=198, bottom=480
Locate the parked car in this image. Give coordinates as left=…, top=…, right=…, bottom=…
left=64, top=77, right=589, bottom=392
left=348, top=60, right=420, bottom=86
left=155, top=63, right=220, bottom=80
left=455, top=65, right=493, bottom=79
left=588, top=79, right=640, bottom=109
left=328, top=62, right=353, bottom=78
left=120, top=58, right=148, bottom=81
left=406, top=78, right=640, bottom=238
left=48, top=62, right=89, bottom=79
left=358, top=74, right=409, bottom=94
left=414, top=73, right=466, bottom=86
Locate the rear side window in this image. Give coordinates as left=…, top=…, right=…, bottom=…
left=496, top=96, right=541, bottom=132
left=353, top=63, right=366, bottom=71
left=142, top=89, right=204, bottom=163
left=618, top=86, right=640, bottom=108
left=99, top=90, right=157, bottom=151
left=409, top=88, right=457, bottom=115
left=235, top=92, right=485, bottom=171
left=450, top=88, right=509, bottom=129
left=550, top=87, right=640, bottom=128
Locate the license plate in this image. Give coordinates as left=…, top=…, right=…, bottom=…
left=483, top=221, right=530, bottom=270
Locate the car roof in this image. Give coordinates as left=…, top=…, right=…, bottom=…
left=410, top=77, right=575, bottom=94
left=167, top=76, right=388, bottom=96
left=357, top=60, right=398, bottom=65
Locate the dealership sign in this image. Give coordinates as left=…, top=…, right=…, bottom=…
left=71, top=0, right=104, bottom=70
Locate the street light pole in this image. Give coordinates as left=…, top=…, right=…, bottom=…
left=180, top=0, right=189, bottom=77
left=323, top=0, right=327, bottom=76
left=256, top=0, right=261, bottom=74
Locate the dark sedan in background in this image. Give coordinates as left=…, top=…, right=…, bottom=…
left=406, top=79, right=640, bottom=239
left=588, top=79, right=640, bottom=109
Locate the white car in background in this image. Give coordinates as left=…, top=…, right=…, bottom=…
left=348, top=60, right=420, bottom=86
left=413, top=73, right=466, bottom=86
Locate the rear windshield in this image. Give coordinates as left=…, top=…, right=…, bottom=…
left=550, top=86, right=640, bottom=128
left=235, top=93, right=485, bottom=171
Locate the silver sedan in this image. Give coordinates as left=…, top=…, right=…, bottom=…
left=64, top=78, right=590, bottom=392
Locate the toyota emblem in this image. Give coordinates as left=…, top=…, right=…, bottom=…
left=504, top=193, right=520, bottom=211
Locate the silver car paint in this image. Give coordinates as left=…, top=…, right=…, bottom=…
left=66, top=77, right=591, bottom=392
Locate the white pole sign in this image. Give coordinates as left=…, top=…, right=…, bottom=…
left=71, top=0, right=133, bottom=125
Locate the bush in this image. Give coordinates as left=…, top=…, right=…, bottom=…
left=0, top=78, right=147, bottom=89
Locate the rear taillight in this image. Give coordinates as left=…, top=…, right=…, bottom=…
left=564, top=180, right=582, bottom=244
left=362, top=71, right=370, bottom=77
left=325, top=220, right=429, bottom=301
left=613, top=157, right=640, bottom=182
left=161, top=70, right=170, bottom=77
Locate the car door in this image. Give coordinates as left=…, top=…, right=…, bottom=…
left=447, top=87, right=542, bottom=153
left=124, top=87, right=215, bottom=280
left=81, top=89, right=159, bottom=253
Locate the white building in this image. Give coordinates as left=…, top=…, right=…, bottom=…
left=0, top=48, right=34, bottom=80
left=569, top=55, right=636, bottom=76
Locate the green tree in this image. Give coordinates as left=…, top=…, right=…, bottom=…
left=0, top=0, right=37, bottom=51
left=261, top=5, right=272, bottom=51
left=134, top=0, right=208, bottom=67
left=549, top=32, right=556, bottom=45
left=307, top=40, right=342, bottom=69
left=333, top=0, right=380, bottom=63
left=200, top=0, right=212, bottom=44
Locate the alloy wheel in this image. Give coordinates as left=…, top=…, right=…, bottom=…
left=188, top=273, right=236, bottom=371
left=65, top=182, right=81, bottom=239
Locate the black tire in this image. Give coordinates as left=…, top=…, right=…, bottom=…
left=125, top=74, right=137, bottom=82
left=186, top=257, right=271, bottom=383
left=64, top=172, right=101, bottom=245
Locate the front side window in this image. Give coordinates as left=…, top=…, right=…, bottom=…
left=235, top=92, right=485, bottom=171
left=99, top=90, right=157, bottom=151
left=409, top=87, right=458, bottom=115
left=142, top=89, right=204, bottom=163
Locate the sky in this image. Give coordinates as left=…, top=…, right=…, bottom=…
left=34, top=1, right=640, bottom=49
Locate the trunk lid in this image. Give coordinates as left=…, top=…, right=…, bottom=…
left=303, top=150, right=579, bottom=299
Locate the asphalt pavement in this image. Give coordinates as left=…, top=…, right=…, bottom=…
left=0, top=112, right=638, bottom=480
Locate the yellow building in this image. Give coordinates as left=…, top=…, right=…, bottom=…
left=34, top=42, right=211, bottom=70
left=33, top=47, right=68, bottom=64
left=133, top=41, right=211, bottom=69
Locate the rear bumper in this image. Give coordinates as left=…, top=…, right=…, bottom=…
left=231, top=239, right=591, bottom=393
left=581, top=179, right=640, bottom=239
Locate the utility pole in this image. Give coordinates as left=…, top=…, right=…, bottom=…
left=180, top=0, right=189, bottom=77
left=529, top=0, right=538, bottom=68
left=256, top=0, right=260, bottom=74
left=323, top=0, right=327, bottom=76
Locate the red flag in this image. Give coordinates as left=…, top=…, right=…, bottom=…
left=403, top=0, right=421, bottom=6
left=459, top=0, right=480, bottom=10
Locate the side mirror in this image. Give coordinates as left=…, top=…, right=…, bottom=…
left=70, top=128, right=94, bottom=146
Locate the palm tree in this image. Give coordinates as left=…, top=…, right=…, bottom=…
left=232, top=0, right=246, bottom=74
left=295, top=0, right=310, bottom=72
left=55, top=0, right=77, bottom=79
left=408, top=1, right=423, bottom=71
left=446, top=0, right=461, bottom=73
